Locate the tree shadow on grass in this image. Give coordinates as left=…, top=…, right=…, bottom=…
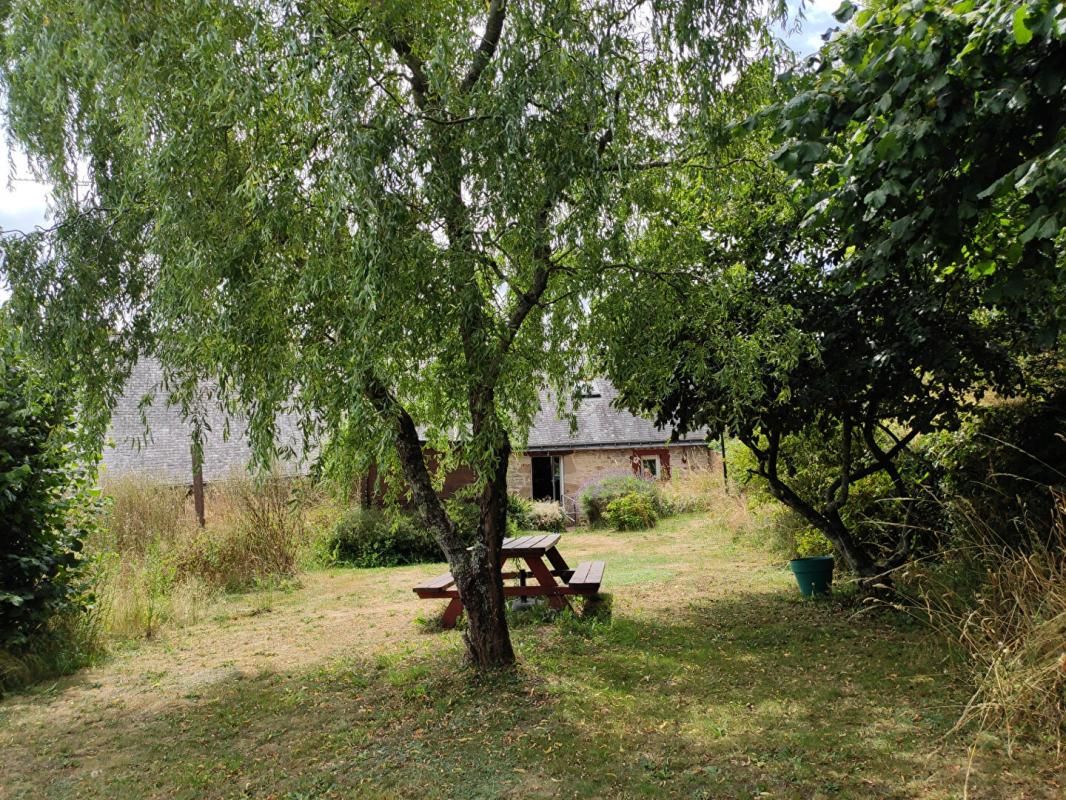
left=3, top=590, right=1061, bottom=800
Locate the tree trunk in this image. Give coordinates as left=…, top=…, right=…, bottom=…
left=822, top=513, right=879, bottom=580
left=452, top=431, right=515, bottom=669
left=451, top=553, right=514, bottom=670
left=364, top=375, right=515, bottom=670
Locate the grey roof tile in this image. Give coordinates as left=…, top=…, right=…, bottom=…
left=102, top=365, right=706, bottom=482
left=524, top=378, right=708, bottom=450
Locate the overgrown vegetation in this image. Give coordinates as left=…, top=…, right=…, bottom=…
left=507, top=494, right=567, bottom=533
left=91, top=475, right=328, bottom=641
left=897, top=496, right=1066, bottom=759
left=579, top=475, right=668, bottom=527
left=603, top=492, right=658, bottom=531
left=0, top=336, right=100, bottom=692
left=323, top=508, right=440, bottom=569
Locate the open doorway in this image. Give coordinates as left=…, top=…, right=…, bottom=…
left=531, top=455, right=562, bottom=502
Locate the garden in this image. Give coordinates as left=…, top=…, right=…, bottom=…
left=2, top=0, right=1066, bottom=797
left=1, top=469, right=1063, bottom=798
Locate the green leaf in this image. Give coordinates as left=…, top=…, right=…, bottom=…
left=1012, top=6, right=1033, bottom=45
left=834, top=1, right=858, bottom=23
left=864, top=188, right=888, bottom=210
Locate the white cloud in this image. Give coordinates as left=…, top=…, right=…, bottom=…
left=0, top=138, right=52, bottom=235
left=784, top=0, right=844, bottom=55
left=0, top=138, right=53, bottom=303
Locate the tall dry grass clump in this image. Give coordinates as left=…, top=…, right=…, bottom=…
left=96, top=475, right=190, bottom=553
left=92, top=473, right=320, bottom=639
left=663, top=467, right=751, bottom=528
left=93, top=476, right=210, bottom=638
left=175, top=475, right=304, bottom=592
left=902, top=491, right=1066, bottom=756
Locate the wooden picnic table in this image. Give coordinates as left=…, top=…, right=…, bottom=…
left=413, top=533, right=605, bottom=628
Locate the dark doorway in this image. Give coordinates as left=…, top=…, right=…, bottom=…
left=531, top=455, right=561, bottom=502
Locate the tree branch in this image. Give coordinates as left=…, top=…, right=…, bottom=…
left=600, top=156, right=770, bottom=174
left=862, top=418, right=917, bottom=569
left=362, top=373, right=462, bottom=553
left=389, top=37, right=429, bottom=110
left=497, top=196, right=559, bottom=355
left=821, top=423, right=923, bottom=503
left=825, top=417, right=853, bottom=513
left=461, top=0, right=507, bottom=93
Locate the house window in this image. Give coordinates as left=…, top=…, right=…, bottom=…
left=639, top=456, right=660, bottom=480
left=531, top=455, right=563, bottom=501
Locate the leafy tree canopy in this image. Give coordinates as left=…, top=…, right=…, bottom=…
left=773, top=0, right=1066, bottom=344
left=0, top=0, right=786, bottom=667
left=0, top=0, right=783, bottom=467
left=592, top=68, right=1020, bottom=580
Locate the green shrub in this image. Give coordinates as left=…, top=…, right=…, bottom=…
left=527, top=500, right=567, bottom=532
left=794, top=527, right=834, bottom=558
left=604, top=492, right=658, bottom=531
left=1, top=340, right=97, bottom=650
left=444, top=488, right=483, bottom=544
left=507, top=492, right=567, bottom=532
left=326, top=508, right=441, bottom=568
left=507, top=493, right=534, bottom=530
left=444, top=487, right=555, bottom=539
left=579, top=474, right=667, bottom=526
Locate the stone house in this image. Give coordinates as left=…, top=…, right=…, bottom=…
left=505, top=379, right=714, bottom=519
left=103, top=363, right=715, bottom=519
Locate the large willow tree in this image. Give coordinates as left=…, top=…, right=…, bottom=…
left=0, top=0, right=783, bottom=668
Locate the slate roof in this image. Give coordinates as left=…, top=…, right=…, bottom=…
left=101, top=364, right=705, bottom=483
left=100, top=358, right=308, bottom=484
left=524, top=378, right=708, bottom=451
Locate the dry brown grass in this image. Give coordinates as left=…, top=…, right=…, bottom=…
left=662, top=467, right=754, bottom=535
left=92, top=473, right=325, bottom=640
left=901, top=492, right=1066, bottom=764
left=953, top=501, right=1066, bottom=753
left=663, top=467, right=733, bottom=508
left=97, top=475, right=191, bottom=553
left=174, top=475, right=304, bottom=591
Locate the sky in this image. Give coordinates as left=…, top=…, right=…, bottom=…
left=0, top=1, right=842, bottom=297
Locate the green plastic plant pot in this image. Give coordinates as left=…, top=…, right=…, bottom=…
left=789, top=556, right=834, bottom=597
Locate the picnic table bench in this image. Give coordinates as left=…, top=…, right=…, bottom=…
left=413, top=533, right=605, bottom=628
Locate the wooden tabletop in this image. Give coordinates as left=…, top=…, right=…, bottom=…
left=501, top=534, right=561, bottom=556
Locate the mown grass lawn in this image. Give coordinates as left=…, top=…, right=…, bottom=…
left=1, top=513, right=1061, bottom=799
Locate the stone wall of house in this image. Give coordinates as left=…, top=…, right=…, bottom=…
left=508, top=443, right=720, bottom=521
